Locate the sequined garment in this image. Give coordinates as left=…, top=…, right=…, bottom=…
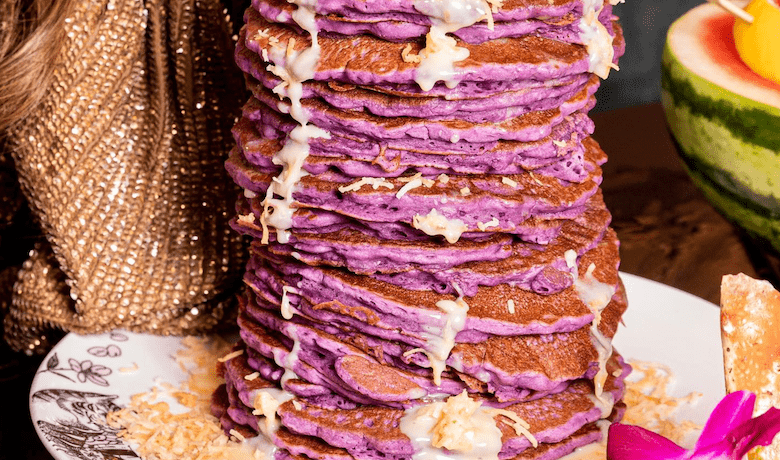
left=3, top=0, right=247, bottom=354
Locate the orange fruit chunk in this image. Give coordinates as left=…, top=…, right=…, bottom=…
left=733, top=0, right=780, bottom=85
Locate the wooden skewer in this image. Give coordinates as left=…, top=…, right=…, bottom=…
left=709, top=0, right=755, bottom=23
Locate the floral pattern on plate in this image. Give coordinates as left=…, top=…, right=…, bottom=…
left=30, top=331, right=187, bottom=460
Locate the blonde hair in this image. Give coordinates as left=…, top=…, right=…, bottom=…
left=0, top=0, right=74, bottom=132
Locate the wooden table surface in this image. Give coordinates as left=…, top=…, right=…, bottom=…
left=1, top=102, right=777, bottom=459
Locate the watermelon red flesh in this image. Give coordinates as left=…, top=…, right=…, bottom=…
left=702, top=13, right=780, bottom=92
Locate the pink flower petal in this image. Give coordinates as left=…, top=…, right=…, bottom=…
left=608, top=391, right=780, bottom=460
left=696, top=391, right=756, bottom=449
left=701, top=406, right=780, bottom=460
left=607, top=424, right=687, bottom=460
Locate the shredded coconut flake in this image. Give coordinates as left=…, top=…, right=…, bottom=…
left=119, top=362, right=139, bottom=373
left=397, top=178, right=423, bottom=199
left=229, top=429, right=246, bottom=442
left=528, top=172, right=545, bottom=186
left=217, top=349, right=244, bottom=363
left=622, top=360, right=703, bottom=445
left=401, top=43, right=422, bottom=63
left=477, top=217, right=499, bottom=231
left=338, top=177, right=394, bottom=193
left=106, top=336, right=261, bottom=460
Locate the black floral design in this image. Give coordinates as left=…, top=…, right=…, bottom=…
left=69, top=359, right=111, bottom=386
left=109, top=331, right=129, bottom=342
left=87, top=344, right=121, bottom=358
left=39, top=354, right=112, bottom=387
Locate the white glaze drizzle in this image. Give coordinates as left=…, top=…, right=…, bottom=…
left=260, top=0, right=330, bottom=244
left=251, top=387, right=296, bottom=436
left=564, top=249, right=617, bottom=415
left=280, top=285, right=299, bottom=319
left=411, top=0, right=493, bottom=90
left=399, top=391, right=537, bottom=460
left=579, top=0, right=619, bottom=79
left=271, top=328, right=302, bottom=387
left=404, top=284, right=469, bottom=385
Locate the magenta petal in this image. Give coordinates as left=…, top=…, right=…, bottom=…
left=607, top=423, right=688, bottom=460
left=695, top=391, right=756, bottom=449
left=709, top=406, right=780, bottom=460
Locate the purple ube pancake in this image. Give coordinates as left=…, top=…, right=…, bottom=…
left=213, top=341, right=629, bottom=460
left=247, top=195, right=612, bottom=292
left=238, top=286, right=625, bottom=399
left=243, top=229, right=622, bottom=342
left=221, top=308, right=628, bottom=406
left=212, top=371, right=626, bottom=460
left=235, top=35, right=597, bottom=124
left=235, top=205, right=567, bottom=250
left=231, top=114, right=594, bottom=179
left=251, top=0, right=591, bottom=44
left=243, top=8, right=597, bottom=87
left=226, top=138, right=607, bottom=244
left=243, top=74, right=599, bottom=144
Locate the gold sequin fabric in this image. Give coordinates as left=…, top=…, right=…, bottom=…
left=3, top=0, right=247, bottom=354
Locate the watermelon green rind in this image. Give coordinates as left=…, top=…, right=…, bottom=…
left=661, top=60, right=780, bottom=153
left=680, top=154, right=780, bottom=252
left=661, top=58, right=780, bottom=211
left=661, top=4, right=780, bottom=253
left=661, top=37, right=780, bottom=201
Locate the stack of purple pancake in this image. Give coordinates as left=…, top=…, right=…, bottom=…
left=212, top=0, right=630, bottom=458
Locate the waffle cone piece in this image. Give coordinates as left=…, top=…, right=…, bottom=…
left=2, top=0, right=247, bottom=353
left=721, top=273, right=780, bottom=460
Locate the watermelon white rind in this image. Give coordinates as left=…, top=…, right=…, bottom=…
left=661, top=3, right=780, bottom=253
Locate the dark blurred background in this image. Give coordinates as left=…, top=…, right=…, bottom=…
left=595, top=0, right=706, bottom=112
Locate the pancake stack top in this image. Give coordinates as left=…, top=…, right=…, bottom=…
left=212, top=0, right=629, bottom=458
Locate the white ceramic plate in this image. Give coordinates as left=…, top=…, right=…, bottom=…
left=29, top=273, right=725, bottom=460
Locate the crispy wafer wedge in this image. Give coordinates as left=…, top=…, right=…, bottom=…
left=721, top=273, right=780, bottom=459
